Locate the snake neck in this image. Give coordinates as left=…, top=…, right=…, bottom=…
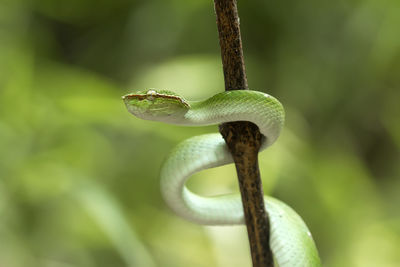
left=183, top=90, right=284, bottom=147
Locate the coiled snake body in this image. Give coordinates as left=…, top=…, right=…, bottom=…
left=123, top=89, right=321, bottom=266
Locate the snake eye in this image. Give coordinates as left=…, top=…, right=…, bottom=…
left=146, top=89, right=157, bottom=100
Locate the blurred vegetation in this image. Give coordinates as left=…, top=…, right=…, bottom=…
left=0, top=0, right=399, bottom=266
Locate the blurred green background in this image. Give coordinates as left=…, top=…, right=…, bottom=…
left=1, top=0, right=399, bottom=266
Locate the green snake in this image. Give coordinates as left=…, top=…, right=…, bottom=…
left=123, top=89, right=321, bottom=266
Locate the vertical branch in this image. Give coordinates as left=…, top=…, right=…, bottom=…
left=213, top=1, right=274, bottom=267
left=214, top=0, right=248, bottom=90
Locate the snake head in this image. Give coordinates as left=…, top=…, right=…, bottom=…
left=123, top=89, right=190, bottom=121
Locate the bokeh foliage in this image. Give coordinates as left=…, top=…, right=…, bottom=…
left=0, top=0, right=399, bottom=266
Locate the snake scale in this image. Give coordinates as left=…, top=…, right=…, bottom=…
left=123, top=89, right=321, bottom=266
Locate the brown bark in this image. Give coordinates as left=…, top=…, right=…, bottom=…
left=213, top=0, right=274, bottom=266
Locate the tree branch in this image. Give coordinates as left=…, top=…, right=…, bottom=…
left=213, top=1, right=274, bottom=266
